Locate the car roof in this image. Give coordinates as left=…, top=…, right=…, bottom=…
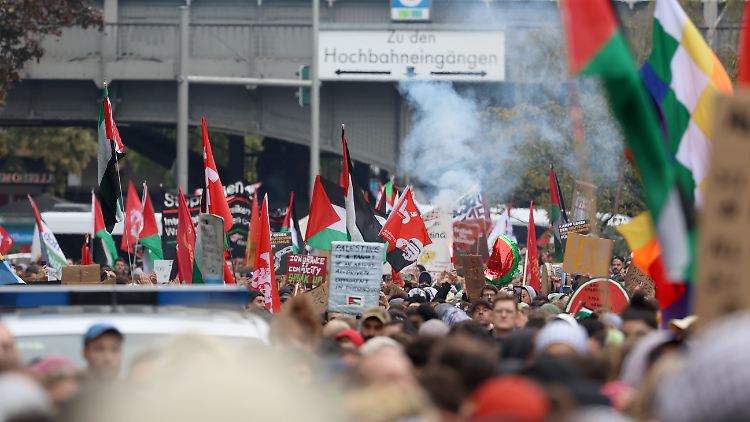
left=2, top=307, right=269, bottom=341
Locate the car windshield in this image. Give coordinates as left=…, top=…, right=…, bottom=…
left=15, top=334, right=260, bottom=373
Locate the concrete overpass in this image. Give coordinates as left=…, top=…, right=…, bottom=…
left=0, top=0, right=737, bottom=186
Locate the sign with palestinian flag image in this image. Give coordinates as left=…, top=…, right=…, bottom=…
left=565, top=278, right=630, bottom=316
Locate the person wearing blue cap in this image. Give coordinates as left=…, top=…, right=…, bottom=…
left=82, top=323, right=123, bottom=381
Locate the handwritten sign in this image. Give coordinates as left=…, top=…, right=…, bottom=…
left=563, top=233, right=614, bottom=278
left=696, top=93, right=750, bottom=321
left=623, top=265, right=655, bottom=298
left=303, top=282, right=329, bottom=316
left=287, top=254, right=327, bottom=287
left=328, top=241, right=384, bottom=315
left=153, top=260, right=174, bottom=284
left=565, top=278, right=630, bottom=315
left=271, top=232, right=294, bottom=275
left=570, top=180, right=597, bottom=223
left=558, top=220, right=591, bottom=241
left=453, top=221, right=482, bottom=255
left=454, top=255, right=484, bottom=302
left=197, top=214, right=224, bottom=284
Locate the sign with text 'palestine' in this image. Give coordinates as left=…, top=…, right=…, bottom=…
left=287, top=254, right=327, bottom=287
left=563, top=233, right=614, bottom=278
left=328, top=241, right=384, bottom=315
left=318, top=30, right=504, bottom=82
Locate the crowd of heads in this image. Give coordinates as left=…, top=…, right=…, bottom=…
left=2, top=255, right=749, bottom=422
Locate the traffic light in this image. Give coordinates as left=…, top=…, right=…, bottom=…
left=296, top=65, right=310, bottom=107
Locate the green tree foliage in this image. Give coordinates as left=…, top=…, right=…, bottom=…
left=0, top=127, right=97, bottom=193
left=0, top=0, right=101, bottom=103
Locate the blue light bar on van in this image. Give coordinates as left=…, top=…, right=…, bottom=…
left=0, top=286, right=250, bottom=308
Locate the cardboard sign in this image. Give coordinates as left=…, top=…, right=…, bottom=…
left=153, top=260, right=174, bottom=284
left=418, top=207, right=453, bottom=272
left=287, top=254, right=327, bottom=287
left=328, top=241, right=384, bottom=315
left=453, top=220, right=482, bottom=255
left=271, top=232, right=294, bottom=275
left=696, top=93, right=750, bottom=321
left=623, top=265, right=655, bottom=298
left=563, top=233, right=614, bottom=278
left=303, top=282, right=329, bottom=316
left=558, top=220, right=591, bottom=241
left=565, top=278, right=630, bottom=315
left=196, top=214, right=225, bottom=284
left=61, top=264, right=102, bottom=284
left=454, top=255, right=484, bottom=302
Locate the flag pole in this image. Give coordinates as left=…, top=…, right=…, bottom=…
left=106, top=80, right=134, bottom=284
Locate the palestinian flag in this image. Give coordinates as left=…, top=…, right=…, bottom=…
left=28, top=195, right=67, bottom=280
left=375, top=180, right=400, bottom=214
left=341, top=125, right=385, bottom=244
left=560, top=0, right=690, bottom=281
left=139, top=183, right=164, bottom=272
left=96, top=85, right=125, bottom=232
left=92, top=192, right=118, bottom=267
left=549, top=164, right=568, bottom=261
left=281, top=191, right=305, bottom=254
left=305, top=176, right=348, bottom=250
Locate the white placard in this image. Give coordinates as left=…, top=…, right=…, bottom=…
left=153, top=260, right=174, bottom=284
left=418, top=207, right=453, bottom=273
left=328, top=241, right=384, bottom=315
left=196, top=214, right=224, bottom=284
left=318, top=30, right=504, bottom=82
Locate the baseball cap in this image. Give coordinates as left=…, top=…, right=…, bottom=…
left=361, top=307, right=391, bottom=325
left=334, top=328, right=364, bottom=348
left=83, top=323, right=123, bottom=345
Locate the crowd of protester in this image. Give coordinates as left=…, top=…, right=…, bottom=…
left=1, top=256, right=747, bottom=422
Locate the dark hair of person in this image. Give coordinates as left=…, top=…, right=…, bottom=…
left=620, top=293, right=659, bottom=329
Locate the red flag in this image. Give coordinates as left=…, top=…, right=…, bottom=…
left=202, top=117, right=233, bottom=232
left=120, top=181, right=143, bottom=253
left=81, top=234, right=92, bottom=265
left=524, top=201, right=541, bottom=293
left=245, top=190, right=260, bottom=267
left=176, top=188, right=196, bottom=284
left=139, top=183, right=159, bottom=239
left=0, top=224, right=14, bottom=256
left=739, top=0, right=750, bottom=86
left=251, top=195, right=280, bottom=313
left=379, top=187, right=432, bottom=272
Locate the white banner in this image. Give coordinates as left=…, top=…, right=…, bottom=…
left=418, top=207, right=453, bottom=273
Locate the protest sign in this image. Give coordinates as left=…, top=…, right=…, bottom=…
left=153, top=260, right=174, bottom=284
left=418, top=207, right=453, bottom=273
left=271, top=232, right=294, bottom=275
left=454, top=255, right=484, bottom=301
left=453, top=220, right=482, bottom=256
left=623, top=265, right=655, bottom=298
left=196, top=214, right=224, bottom=284
left=328, top=241, right=384, bottom=315
left=287, top=254, right=327, bottom=287
left=563, top=233, right=613, bottom=278
left=161, top=181, right=260, bottom=261
left=565, top=278, right=630, bottom=315
left=570, top=180, right=597, bottom=223
left=303, top=282, right=329, bottom=316
left=695, top=93, right=750, bottom=321
left=61, top=264, right=101, bottom=284
left=558, top=220, right=591, bottom=241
